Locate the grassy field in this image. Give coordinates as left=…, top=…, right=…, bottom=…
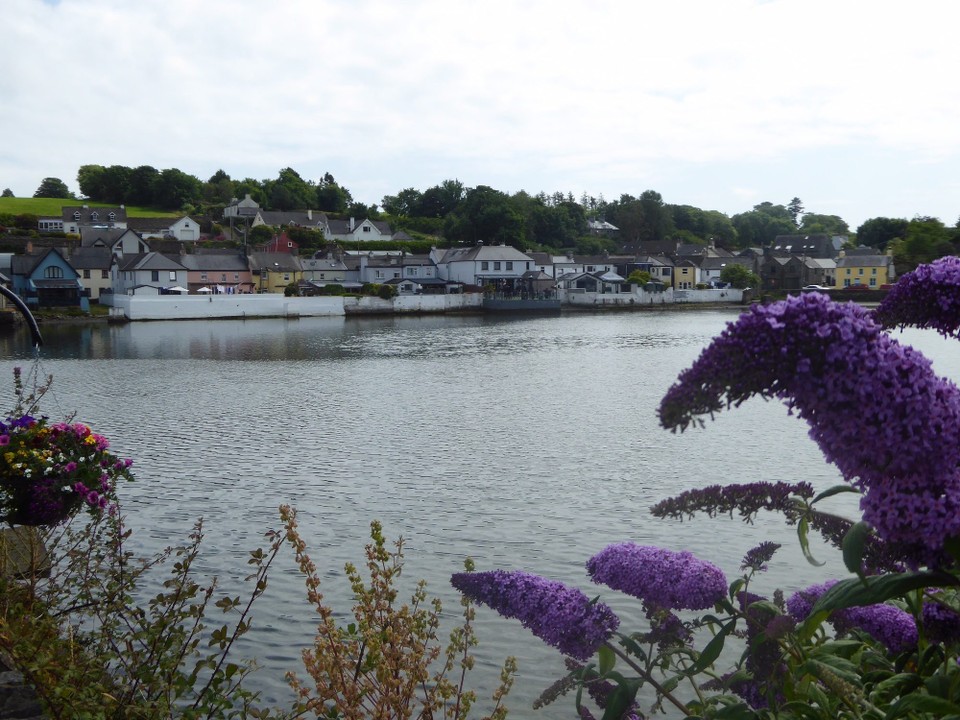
left=0, top=197, right=179, bottom=218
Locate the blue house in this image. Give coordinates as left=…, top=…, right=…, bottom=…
left=10, top=248, right=89, bottom=311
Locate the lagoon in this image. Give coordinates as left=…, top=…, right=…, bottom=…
left=2, top=311, right=955, bottom=714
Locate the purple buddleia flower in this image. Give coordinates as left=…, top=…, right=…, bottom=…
left=451, top=570, right=619, bottom=661
left=651, top=482, right=813, bottom=523
left=657, top=293, right=960, bottom=567
left=788, top=581, right=917, bottom=653
left=874, top=256, right=960, bottom=338
left=786, top=581, right=837, bottom=622
left=587, top=543, right=726, bottom=611
left=741, top=542, right=781, bottom=572
left=640, top=609, right=692, bottom=650
left=833, top=604, right=918, bottom=654
left=922, top=598, right=960, bottom=645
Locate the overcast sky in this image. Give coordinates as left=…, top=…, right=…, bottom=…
left=3, top=0, right=958, bottom=229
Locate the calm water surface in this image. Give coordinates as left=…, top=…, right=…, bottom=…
left=2, top=310, right=956, bottom=714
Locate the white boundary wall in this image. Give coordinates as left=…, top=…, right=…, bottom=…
left=564, top=287, right=744, bottom=307
left=104, top=294, right=345, bottom=320
left=102, top=292, right=483, bottom=320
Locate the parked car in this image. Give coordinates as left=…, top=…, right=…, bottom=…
left=844, top=284, right=870, bottom=291
left=801, top=284, right=830, bottom=291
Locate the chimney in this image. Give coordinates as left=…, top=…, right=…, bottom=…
left=307, top=209, right=312, bottom=221
left=349, top=217, right=355, bottom=231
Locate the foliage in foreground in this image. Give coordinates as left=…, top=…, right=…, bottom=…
left=452, top=261, right=960, bottom=719
left=281, top=506, right=515, bottom=719
left=0, top=513, right=286, bottom=719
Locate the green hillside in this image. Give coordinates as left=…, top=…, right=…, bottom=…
left=0, top=197, right=179, bottom=218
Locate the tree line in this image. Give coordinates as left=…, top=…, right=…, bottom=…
left=16, top=165, right=960, bottom=272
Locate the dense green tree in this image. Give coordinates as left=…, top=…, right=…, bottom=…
left=798, top=213, right=849, bottom=235
left=888, top=216, right=955, bottom=272
left=417, top=179, right=465, bottom=218
left=315, top=172, right=351, bottom=213
left=153, top=168, right=202, bottom=210
left=720, top=263, right=760, bottom=289
left=77, top=164, right=106, bottom=199
left=249, top=224, right=274, bottom=243
left=443, top=185, right=524, bottom=247
left=266, top=167, right=315, bottom=211
left=381, top=188, right=423, bottom=217
left=99, top=165, right=132, bottom=203
left=731, top=202, right=796, bottom=247
left=233, top=178, right=268, bottom=207
left=125, top=165, right=159, bottom=206
left=638, top=190, right=673, bottom=242
left=856, top=216, right=908, bottom=250
left=33, top=177, right=72, bottom=199
left=787, top=197, right=804, bottom=226
left=1, top=188, right=13, bottom=198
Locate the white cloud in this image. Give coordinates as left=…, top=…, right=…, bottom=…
left=3, top=0, right=959, bottom=227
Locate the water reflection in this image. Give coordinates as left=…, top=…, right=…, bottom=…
left=2, top=310, right=948, bottom=713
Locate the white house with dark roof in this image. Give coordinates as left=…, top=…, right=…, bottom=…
left=60, top=205, right=128, bottom=234
left=114, top=252, right=188, bottom=295
left=431, top=244, right=535, bottom=287
left=127, top=216, right=201, bottom=242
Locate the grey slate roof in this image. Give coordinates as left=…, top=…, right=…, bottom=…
left=62, top=206, right=127, bottom=223
left=180, top=253, right=249, bottom=272
left=68, top=247, right=113, bottom=271
left=118, top=252, right=187, bottom=272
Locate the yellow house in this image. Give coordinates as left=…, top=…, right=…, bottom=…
left=673, top=260, right=697, bottom=289
left=250, top=252, right=303, bottom=294
left=834, top=254, right=894, bottom=289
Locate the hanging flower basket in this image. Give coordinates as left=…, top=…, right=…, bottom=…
left=1, top=414, right=133, bottom=527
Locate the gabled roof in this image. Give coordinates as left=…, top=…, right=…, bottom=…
left=68, top=246, right=114, bottom=270
left=180, top=253, right=249, bottom=272
left=80, top=227, right=126, bottom=247
left=62, top=205, right=127, bottom=223
left=439, top=245, right=533, bottom=263
left=836, top=255, right=892, bottom=268
left=699, top=257, right=753, bottom=271
left=118, top=252, right=187, bottom=272
left=11, top=248, right=76, bottom=278
left=256, top=210, right=328, bottom=227
left=301, top=256, right=348, bottom=272
left=248, top=252, right=302, bottom=273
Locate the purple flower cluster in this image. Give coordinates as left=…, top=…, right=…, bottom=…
left=658, top=293, right=960, bottom=566
left=450, top=570, right=619, bottom=661
left=922, top=598, right=960, bottom=645
left=651, top=482, right=813, bottom=523
left=741, top=542, right=781, bottom=573
left=587, top=543, right=726, bottom=611
left=874, top=256, right=960, bottom=338
left=788, top=581, right=917, bottom=654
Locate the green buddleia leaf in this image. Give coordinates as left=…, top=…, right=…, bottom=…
left=797, top=517, right=825, bottom=567
left=812, top=484, right=860, bottom=504
left=812, top=572, right=960, bottom=614
left=885, top=694, right=960, bottom=719
left=598, top=645, right=615, bottom=675
left=841, top=521, right=872, bottom=577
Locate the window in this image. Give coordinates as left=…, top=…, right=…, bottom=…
left=101, top=270, right=109, bottom=279
left=220, top=274, right=227, bottom=282
left=234, top=273, right=239, bottom=280
left=201, top=273, right=208, bottom=280
left=844, top=279, right=851, bottom=287
left=587, top=265, right=595, bottom=272
left=481, top=261, right=489, bottom=271
left=83, top=269, right=91, bottom=279
left=151, top=271, right=159, bottom=281
left=73, top=211, right=81, bottom=220
left=506, top=262, right=513, bottom=271
left=362, top=226, right=371, bottom=233
left=858, top=268, right=864, bottom=275
left=846, top=269, right=851, bottom=275
left=406, top=267, right=417, bottom=276
left=494, top=261, right=501, bottom=271
left=872, top=268, right=877, bottom=275
left=91, top=212, right=99, bottom=221
left=869, top=277, right=877, bottom=287
left=287, top=242, right=293, bottom=248
left=108, top=212, right=116, bottom=221
left=283, top=274, right=290, bottom=281
left=393, top=271, right=400, bottom=279
left=376, top=270, right=385, bottom=279
left=169, top=271, right=177, bottom=281
left=44, top=266, right=63, bottom=279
